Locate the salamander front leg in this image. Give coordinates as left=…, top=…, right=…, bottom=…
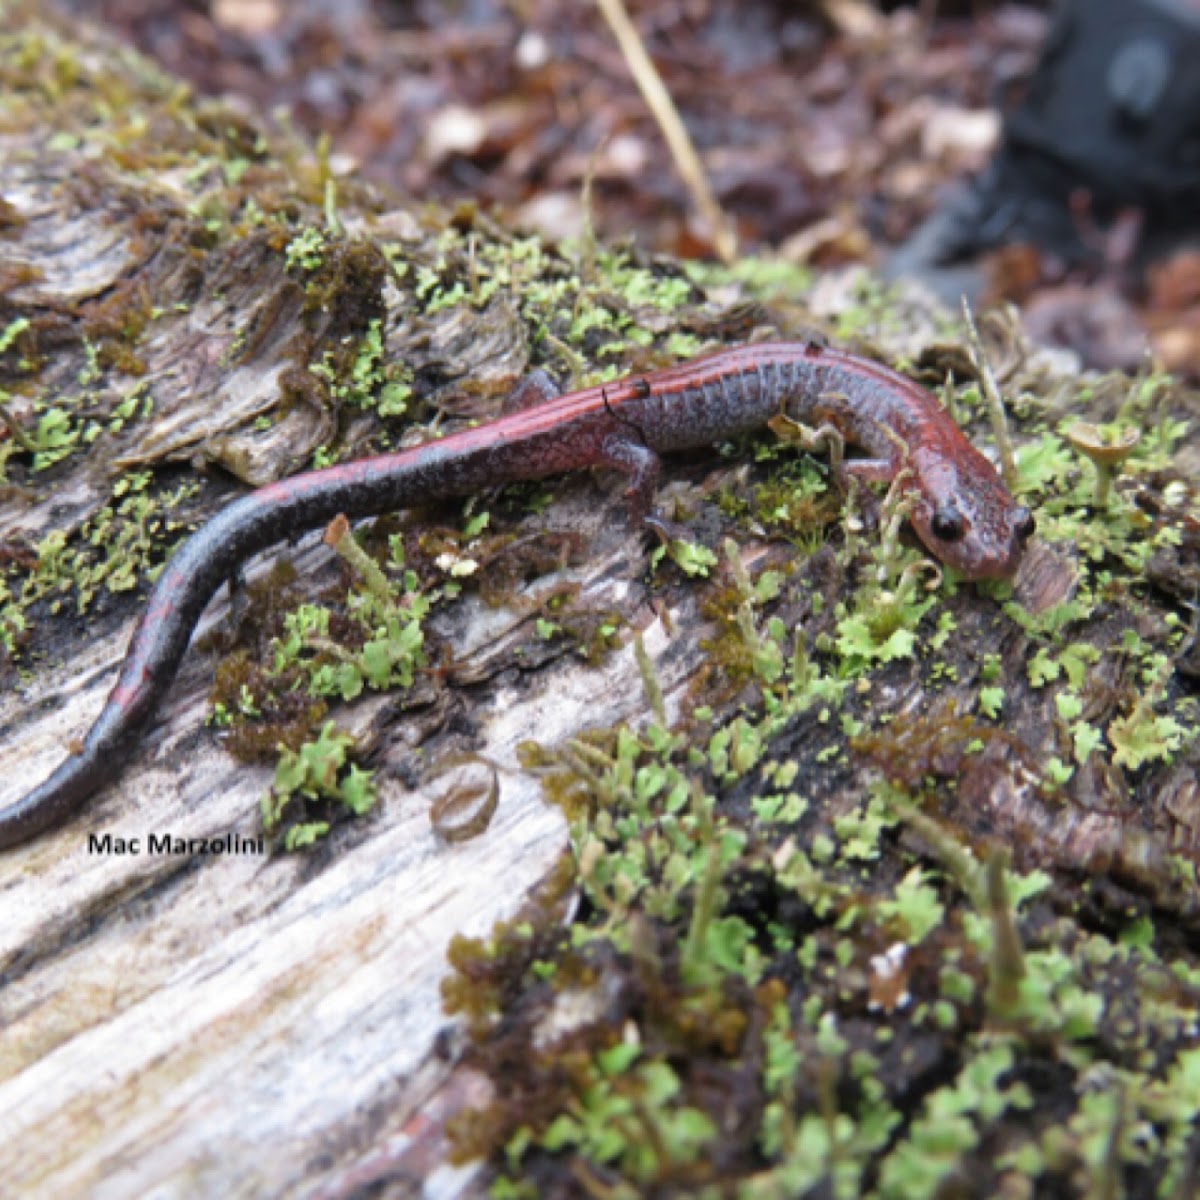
left=806, top=391, right=905, bottom=517
left=770, top=414, right=846, bottom=470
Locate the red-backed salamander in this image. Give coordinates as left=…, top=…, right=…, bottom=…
left=0, top=341, right=1034, bottom=849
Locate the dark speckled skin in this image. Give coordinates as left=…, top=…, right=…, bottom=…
left=0, top=341, right=1031, bottom=848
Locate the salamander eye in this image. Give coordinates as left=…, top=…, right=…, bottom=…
left=930, top=507, right=965, bottom=542
left=1013, top=507, right=1036, bottom=540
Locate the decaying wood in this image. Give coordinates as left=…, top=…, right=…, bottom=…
left=2, top=5, right=1199, bottom=1198
left=0, top=535, right=700, bottom=1198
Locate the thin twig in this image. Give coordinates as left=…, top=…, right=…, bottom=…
left=961, top=299, right=1018, bottom=488
left=577, top=132, right=609, bottom=285
left=594, top=0, right=737, bottom=263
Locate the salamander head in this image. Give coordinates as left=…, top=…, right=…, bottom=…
left=908, top=447, right=1034, bottom=581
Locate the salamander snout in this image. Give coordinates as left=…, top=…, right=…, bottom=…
left=904, top=440, right=1035, bottom=581
left=911, top=492, right=1035, bottom=582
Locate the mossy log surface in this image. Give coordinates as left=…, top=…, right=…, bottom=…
left=1, top=4, right=1199, bottom=1199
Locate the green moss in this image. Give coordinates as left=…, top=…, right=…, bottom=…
left=261, top=720, right=377, bottom=850
left=876, top=1042, right=1031, bottom=1200
left=6, top=471, right=198, bottom=620
left=284, top=225, right=328, bottom=274
left=443, top=500, right=1199, bottom=1189
left=310, top=317, right=412, bottom=418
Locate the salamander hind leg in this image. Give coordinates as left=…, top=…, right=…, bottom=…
left=595, top=434, right=686, bottom=543
left=504, top=369, right=561, bottom=412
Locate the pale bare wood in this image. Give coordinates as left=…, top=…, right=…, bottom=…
left=0, top=505, right=711, bottom=1197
